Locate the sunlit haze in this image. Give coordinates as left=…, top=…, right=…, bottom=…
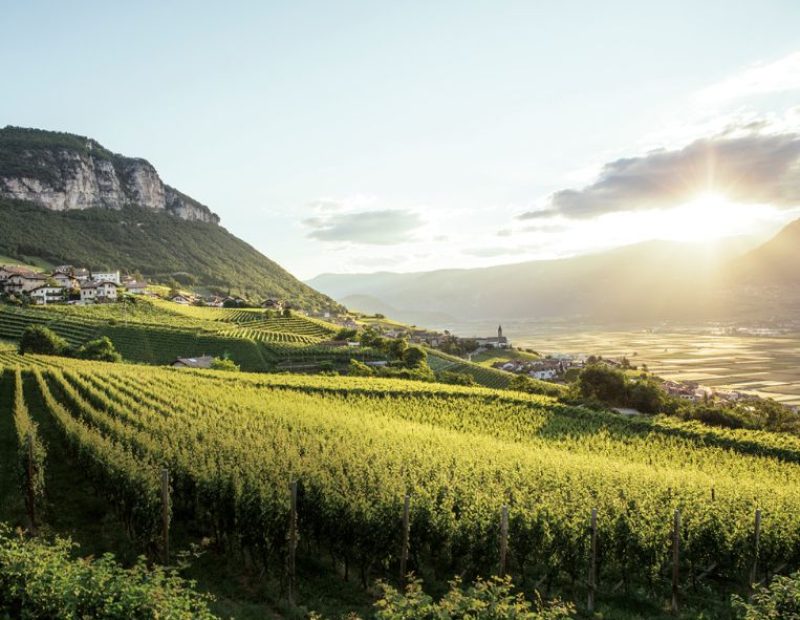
left=3, top=1, right=800, bottom=278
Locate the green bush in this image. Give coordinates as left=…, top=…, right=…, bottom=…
left=18, top=325, right=68, bottom=356
left=371, top=576, right=574, bottom=619
left=211, top=356, right=240, bottom=372
left=74, top=336, right=122, bottom=363
left=0, top=524, right=215, bottom=619
left=733, top=570, right=800, bottom=618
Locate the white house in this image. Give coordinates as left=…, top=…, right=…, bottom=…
left=52, top=272, right=79, bottom=290
left=81, top=280, right=118, bottom=302
left=30, top=285, right=66, bottom=305
left=125, top=280, right=149, bottom=295
left=91, top=271, right=121, bottom=284
left=4, top=272, right=48, bottom=294
left=529, top=368, right=558, bottom=380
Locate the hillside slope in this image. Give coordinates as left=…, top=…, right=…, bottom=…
left=0, top=198, right=338, bottom=310
left=310, top=238, right=756, bottom=323
left=0, top=127, right=340, bottom=311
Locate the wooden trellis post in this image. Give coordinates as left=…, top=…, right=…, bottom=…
left=27, top=434, right=37, bottom=534
left=750, top=509, right=762, bottom=591
left=400, top=494, right=411, bottom=585
left=288, top=480, right=298, bottom=606
left=588, top=508, right=597, bottom=612
left=672, top=509, right=680, bottom=614
left=161, top=468, right=170, bottom=564
left=499, top=505, right=509, bottom=575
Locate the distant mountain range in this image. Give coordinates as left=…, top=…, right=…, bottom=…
left=0, top=127, right=340, bottom=311
left=309, top=228, right=800, bottom=325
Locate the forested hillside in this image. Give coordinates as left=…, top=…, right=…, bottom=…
left=0, top=198, right=340, bottom=311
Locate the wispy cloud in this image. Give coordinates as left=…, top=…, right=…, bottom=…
left=697, top=51, right=800, bottom=104
left=304, top=208, right=424, bottom=245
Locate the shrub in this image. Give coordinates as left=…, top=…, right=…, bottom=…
left=18, top=325, right=68, bottom=356
left=74, top=336, right=122, bottom=363
left=211, top=357, right=240, bottom=372
left=372, top=576, right=574, bottom=619
left=437, top=371, right=477, bottom=386
left=733, top=570, right=800, bottom=618
left=0, top=524, right=215, bottom=619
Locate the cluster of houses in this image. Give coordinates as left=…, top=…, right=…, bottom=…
left=168, top=292, right=285, bottom=311
left=494, top=357, right=577, bottom=380
left=661, top=379, right=751, bottom=405
left=0, top=264, right=149, bottom=305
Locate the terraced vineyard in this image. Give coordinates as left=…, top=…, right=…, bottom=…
left=427, top=349, right=519, bottom=389
left=3, top=351, right=800, bottom=615
left=0, top=301, right=345, bottom=370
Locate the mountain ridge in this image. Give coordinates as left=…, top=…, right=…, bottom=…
left=0, top=126, right=218, bottom=224
left=0, top=127, right=340, bottom=311
left=309, top=235, right=782, bottom=323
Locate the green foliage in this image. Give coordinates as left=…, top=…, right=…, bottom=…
left=18, top=325, right=68, bottom=356
left=74, top=336, right=121, bottom=363
left=0, top=523, right=215, bottom=618
left=575, top=364, right=628, bottom=405
left=733, top=570, right=800, bottom=618
left=372, top=576, right=574, bottom=619
left=508, top=374, right=566, bottom=398
left=402, top=345, right=427, bottom=368
left=349, top=359, right=376, bottom=376
left=210, top=356, right=240, bottom=372
left=436, top=370, right=477, bottom=386
left=10, top=368, right=46, bottom=522
left=335, top=327, right=358, bottom=341
left=0, top=198, right=340, bottom=312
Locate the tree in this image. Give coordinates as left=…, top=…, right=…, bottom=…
left=211, top=357, right=240, bottom=372
left=627, top=379, right=665, bottom=413
left=19, top=325, right=68, bottom=356
left=348, top=359, right=375, bottom=376
left=403, top=346, right=427, bottom=369
left=576, top=364, right=628, bottom=405
left=387, top=338, right=409, bottom=360
left=74, top=337, right=121, bottom=362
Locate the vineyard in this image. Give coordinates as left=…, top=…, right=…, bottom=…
left=2, top=351, right=800, bottom=616
left=0, top=301, right=353, bottom=372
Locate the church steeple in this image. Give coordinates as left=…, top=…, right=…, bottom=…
left=498, top=325, right=503, bottom=339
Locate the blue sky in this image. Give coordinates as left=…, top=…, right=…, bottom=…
left=3, top=1, right=800, bottom=278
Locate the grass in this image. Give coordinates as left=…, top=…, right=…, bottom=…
left=0, top=254, right=52, bottom=271
left=470, top=347, right=541, bottom=367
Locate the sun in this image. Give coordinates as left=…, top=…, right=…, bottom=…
left=659, top=192, right=760, bottom=242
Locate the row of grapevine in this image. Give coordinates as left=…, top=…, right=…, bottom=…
left=16, top=356, right=800, bottom=609
left=8, top=367, right=46, bottom=530
left=31, top=368, right=165, bottom=547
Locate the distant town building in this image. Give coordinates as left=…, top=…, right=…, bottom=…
left=172, top=356, right=215, bottom=369
left=91, top=271, right=121, bottom=285
left=30, top=285, right=65, bottom=304
left=80, top=280, right=118, bottom=302
left=474, top=325, right=510, bottom=349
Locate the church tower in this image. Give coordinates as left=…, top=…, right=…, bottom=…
left=498, top=325, right=503, bottom=340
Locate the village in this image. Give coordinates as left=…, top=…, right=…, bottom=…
left=0, top=264, right=289, bottom=311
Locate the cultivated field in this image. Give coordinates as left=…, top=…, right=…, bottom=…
left=512, top=326, right=800, bottom=405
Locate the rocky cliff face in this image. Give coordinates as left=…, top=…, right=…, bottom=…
left=0, top=127, right=219, bottom=224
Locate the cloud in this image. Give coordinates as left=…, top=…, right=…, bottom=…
left=304, top=209, right=424, bottom=245
left=698, top=51, right=800, bottom=104
left=517, top=130, right=800, bottom=220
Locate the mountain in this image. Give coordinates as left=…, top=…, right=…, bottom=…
left=309, top=237, right=764, bottom=324
left=729, top=218, right=800, bottom=284
left=0, top=127, right=340, bottom=311
left=0, top=126, right=217, bottom=223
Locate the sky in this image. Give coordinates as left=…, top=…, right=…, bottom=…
left=2, top=1, right=800, bottom=279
